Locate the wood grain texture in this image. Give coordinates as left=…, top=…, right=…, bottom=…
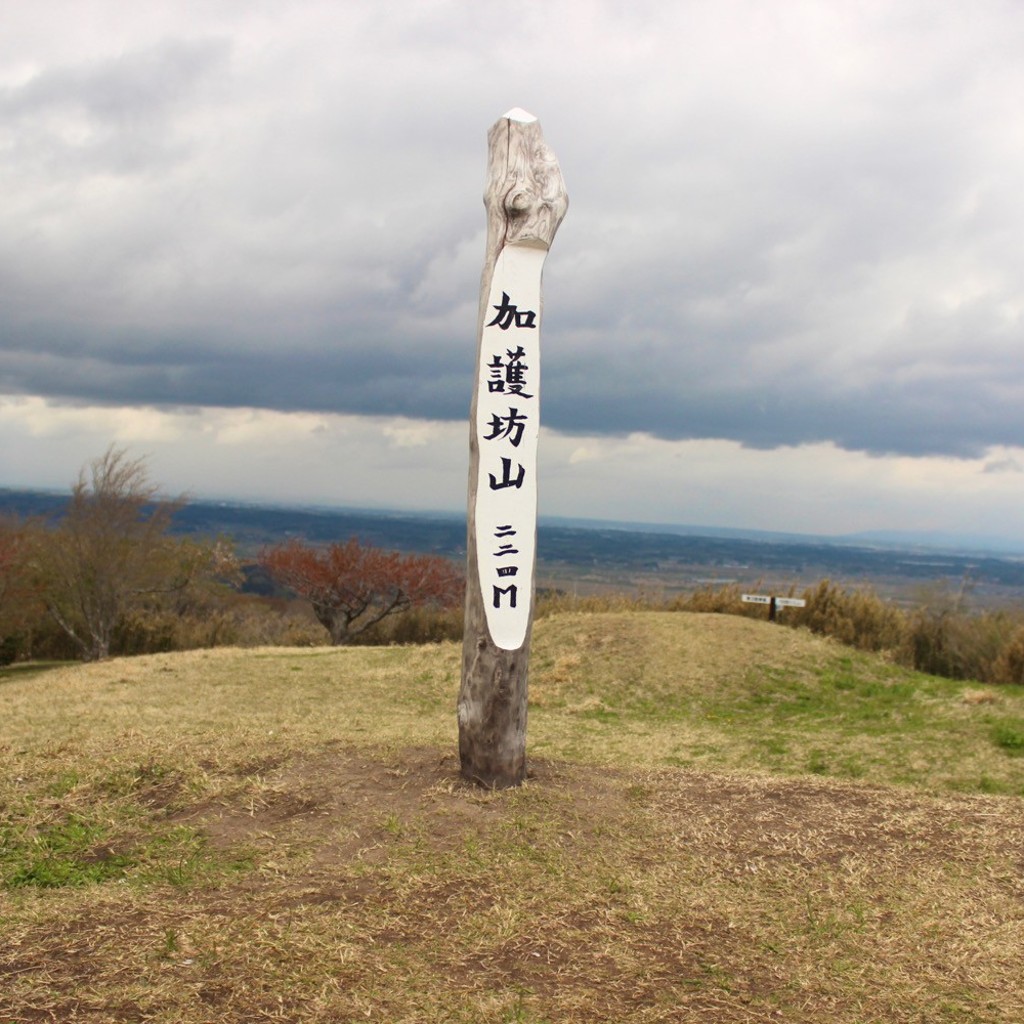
left=458, top=111, right=568, bottom=788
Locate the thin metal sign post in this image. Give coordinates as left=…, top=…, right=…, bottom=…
left=741, top=593, right=807, bottom=622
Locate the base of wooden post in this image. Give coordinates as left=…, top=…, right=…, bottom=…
left=457, top=639, right=529, bottom=788
left=458, top=743, right=527, bottom=790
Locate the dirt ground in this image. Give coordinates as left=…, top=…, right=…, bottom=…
left=3, top=744, right=1023, bottom=1023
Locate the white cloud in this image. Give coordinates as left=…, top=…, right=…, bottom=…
left=541, top=431, right=1024, bottom=539
left=0, top=394, right=184, bottom=442
left=4, top=394, right=1023, bottom=544
left=202, top=408, right=330, bottom=447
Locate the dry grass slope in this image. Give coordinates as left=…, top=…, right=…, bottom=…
left=2, top=612, right=1023, bottom=1023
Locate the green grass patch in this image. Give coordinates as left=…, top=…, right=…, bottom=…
left=992, top=721, right=1024, bottom=755
left=526, top=613, right=1024, bottom=794
left=1, top=812, right=133, bottom=888
left=0, top=796, right=238, bottom=891
left=0, top=748, right=254, bottom=893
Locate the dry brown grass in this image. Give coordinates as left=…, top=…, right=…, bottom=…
left=3, top=750, right=1022, bottom=1022
left=3, top=613, right=1024, bottom=1022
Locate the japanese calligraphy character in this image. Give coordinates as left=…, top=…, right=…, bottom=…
left=487, top=292, right=537, bottom=331
left=488, top=457, right=526, bottom=490
left=496, top=565, right=519, bottom=577
left=493, top=583, right=518, bottom=608
left=483, top=408, right=528, bottom=448
left=487, top=347, right=533, bottom=399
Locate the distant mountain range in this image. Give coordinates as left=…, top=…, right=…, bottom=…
left=539, top=515, right=1024, bottom=557
left=838, top=529, right=1024, bottom=556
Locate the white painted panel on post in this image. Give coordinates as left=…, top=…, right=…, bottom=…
left=474, top=244, right=547, bottom=651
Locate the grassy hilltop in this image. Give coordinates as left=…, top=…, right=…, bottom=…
left=2, top=612, right=1024, bottom=1022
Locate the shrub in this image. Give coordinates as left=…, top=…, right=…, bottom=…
left=670, top=583, right=748, bottom=616
left=993, top=625, right=1024, bottom=686
left=355, top=604, right=464, bottom=645
left=795, top=580, right=904, bottom=653
left=899, top=584, right=1021, bottom=682
left=536, top=590, right=660, bottom=617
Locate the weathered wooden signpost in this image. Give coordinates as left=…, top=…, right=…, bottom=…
left=458, top=108, right=568, bottom=788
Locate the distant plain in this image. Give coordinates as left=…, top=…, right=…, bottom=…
left=5, top=487, right=1024, bottom=608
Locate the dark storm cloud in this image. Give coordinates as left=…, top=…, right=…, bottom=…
left=3, top=1, right=1024, bottom=462
left=0, top=37, right=229, bottom=175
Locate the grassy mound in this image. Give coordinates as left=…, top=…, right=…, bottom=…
left=2, top=613, right=1023, bottom=1022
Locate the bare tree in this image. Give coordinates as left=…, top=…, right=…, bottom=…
left=0, top=516, right=41, bottom=662
left=0, top=517, right=31, bottom=617
left=33, top=446, right=206, bottom=661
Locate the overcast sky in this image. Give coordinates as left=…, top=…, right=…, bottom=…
left=3, top=1, right=1024, bottom=544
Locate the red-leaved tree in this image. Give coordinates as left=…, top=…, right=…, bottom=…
left=260, top=538, right=464, bottom=645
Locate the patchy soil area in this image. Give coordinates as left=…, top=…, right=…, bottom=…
left=3, top=743, right=1022, bottom=1023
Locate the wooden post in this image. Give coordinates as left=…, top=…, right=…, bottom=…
left=457, top=109, right=568, bottom=788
